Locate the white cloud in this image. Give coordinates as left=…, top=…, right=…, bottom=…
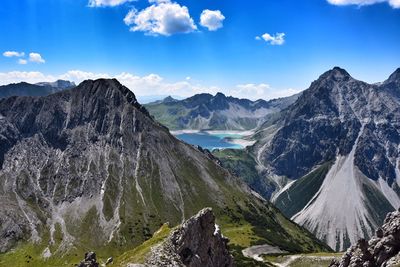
left=256, top=33, right=286, bottom=45
left=233, top=83, right=270, bottom=98
left=232, top=84, right=300, bottom=99
left=58, top=70, right=111, bottom=81
left=327, top=0, right=400, bottom=8
left=88, top=0, right=134, bottom=7
left=18, top=59, right=28, bottom=65
left=29, top=53, right=45, bottom=64
left=199, top=10, right=225, bottom=31
left=0, top=70, right=300, bottom=100
left=123, top=0, right=197, bottom=36
left=3, top=51, right=25, bottom=58
left=0, top=71, right=56, bottom=85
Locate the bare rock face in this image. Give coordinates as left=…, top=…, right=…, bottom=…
left=330, top=210, right=400, bottom=267
left=145, top=208, right=233, bottom=267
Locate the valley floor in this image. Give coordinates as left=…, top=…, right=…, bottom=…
left=262, top=252, right=342, bottom=267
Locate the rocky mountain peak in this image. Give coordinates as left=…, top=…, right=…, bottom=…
left=163, top=96, right=178, bottom=103
left=215, top=92, right=226, bottom=98
left=75, top=78, right=150, bottom=116
left=144, top=208, right=234, bottom=267
left=385, top=67, right=400, bottom=84
left=318, top=66, right=352, bottom=83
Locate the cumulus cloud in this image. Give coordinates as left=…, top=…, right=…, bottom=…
left=0, top=71, right=56, bottom=85
left=232, top=83, right=300, bottom=99
left=256, top=33, right=286, bottom=45
left=88, top=0, right=134, bottom=7
left=327, top=0, right=400, bottom=8
left=200, top=10, right=225, bottom=31
left=233, top=83, right=271, bottom=98
left=3, top=51, right=25, bottom=57
left=123, top=0, right=197, bottom=36
left=29, top=53, right=45, bottom=63
left=0, top=70, right=300, bottom=100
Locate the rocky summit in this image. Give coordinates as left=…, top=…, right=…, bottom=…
left=330, top=210, right=400, bottom=267
left=142, top=208, right=233, bottom=267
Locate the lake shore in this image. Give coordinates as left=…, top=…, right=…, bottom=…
left=170, top=129, right=256, bottom=150
left=170, top=129, right=255, bottom=136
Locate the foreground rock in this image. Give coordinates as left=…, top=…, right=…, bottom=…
left=330, top=210, right=400, bottom=267
left=77, top=252, right=99, bottom=267
left=144, top=208, right=233, bottom=267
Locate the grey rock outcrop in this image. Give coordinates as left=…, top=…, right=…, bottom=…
left=77, top=252, right=99, bottom=267
left=144, top=208, right=233, bottom=267
left=330, top=210, right=400, bottom=267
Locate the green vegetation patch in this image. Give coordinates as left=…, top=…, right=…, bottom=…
left=115, top=223, right=172, bottom=266
left=274, top=162, right=333, bottom=218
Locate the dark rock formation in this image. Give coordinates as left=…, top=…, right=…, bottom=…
left=145, top=208, right=233, bottom=267
left=77, top=252, right=99, bottom=267
left=330, top=210, right=400, bottom=267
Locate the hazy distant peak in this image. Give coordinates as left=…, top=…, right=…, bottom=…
left=36, top=79, right=75, bottom=89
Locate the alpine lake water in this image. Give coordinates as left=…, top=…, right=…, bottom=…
left=172, top=131, right=250, bottom=151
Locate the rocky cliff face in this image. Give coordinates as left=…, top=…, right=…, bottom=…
left=249, top=67, right=400, bottom=251
left=330, top=210, right=400, bottom=267
left=143, top=208, right=233, bottom=267
left=145, top=92, right=299, bottom=130
left=0, top=78, right=328, bottom=262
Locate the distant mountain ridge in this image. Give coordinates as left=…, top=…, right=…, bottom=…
left=0, top=80, right=75, bottom=99
left=145, top=92, right=300, bottom=131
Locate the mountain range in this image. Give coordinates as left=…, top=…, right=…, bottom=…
left=0, top=78, right=328, bottom=266
left=219, top=67, right=400, bottom=251
left=2, top=66, right=398, bottom=263
left=145, top=92, right=299, bottom=131
left=0, top=80, right=75, bottom=99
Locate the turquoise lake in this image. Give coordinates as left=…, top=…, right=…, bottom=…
left=174, top=132, right=244, bottom=151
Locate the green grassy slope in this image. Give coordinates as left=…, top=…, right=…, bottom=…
left=144, top=102, right=189, bottom=130
left=274, top=162, right=333, bottom=218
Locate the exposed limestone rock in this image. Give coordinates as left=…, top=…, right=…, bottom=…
left=144, top=208, right=233, bottom=267
left=330, top=210, right=400, bottom=267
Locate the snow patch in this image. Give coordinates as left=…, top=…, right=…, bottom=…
left=214, top=224, right=220, bottom=236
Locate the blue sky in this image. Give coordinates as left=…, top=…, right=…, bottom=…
left=0, top=0, right=399, bottom=100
